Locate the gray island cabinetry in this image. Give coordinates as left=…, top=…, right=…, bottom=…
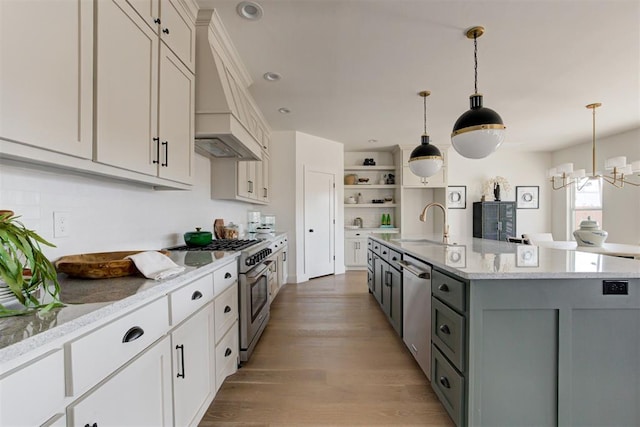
left=369, top=235, right=640, bottom=427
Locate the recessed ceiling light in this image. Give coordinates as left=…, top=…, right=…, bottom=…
left=236, top=1, right=263, bottom=21
left=263, top=72, right=281, bottom=82
left=278, top=107, right=291, bottom=114
left=368, top=139, right=378, bottom=143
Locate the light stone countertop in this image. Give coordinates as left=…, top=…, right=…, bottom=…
left=0, top=250, right=239, bottom=365
left=372, top=234, right=640, bottom=280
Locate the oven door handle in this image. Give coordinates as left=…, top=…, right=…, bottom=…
left=246, top=263, right=269, bottom=280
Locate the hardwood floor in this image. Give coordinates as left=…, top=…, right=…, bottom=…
left=200, top=271, right=454, bottom=427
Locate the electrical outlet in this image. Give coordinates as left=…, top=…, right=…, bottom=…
left=602, top=280, right=628, bottom=295
left=53, top=211, right=70, bottom=238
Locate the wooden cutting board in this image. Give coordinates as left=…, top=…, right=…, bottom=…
left=214, top=219, right=225, bottom=239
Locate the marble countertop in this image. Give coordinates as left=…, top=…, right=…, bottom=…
left=0, top=250, right=239, bottom=365
left=372, top=234, right=640, bottom=280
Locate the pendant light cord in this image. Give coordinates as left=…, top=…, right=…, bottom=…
left=423, top=94, right=427, bottom=134
left=474, top=34, right=478, bottom=94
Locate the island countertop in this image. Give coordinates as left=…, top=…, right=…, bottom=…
left=371, top=234, right=640, bottom=280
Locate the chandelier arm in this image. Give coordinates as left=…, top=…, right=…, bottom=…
left=551, top=176, right=576, bottom=190
left=620, top=176, right=640, bottom=187
left=602, top=175, right=625, bottom=188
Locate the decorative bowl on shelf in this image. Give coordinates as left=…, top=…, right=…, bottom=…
left=358, top=178, right=369, bottom=183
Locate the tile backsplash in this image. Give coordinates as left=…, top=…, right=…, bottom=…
left=0, top=155, right=259, bottom=260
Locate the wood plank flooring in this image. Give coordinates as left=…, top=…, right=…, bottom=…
left=200, top=271, right=454, bottom=427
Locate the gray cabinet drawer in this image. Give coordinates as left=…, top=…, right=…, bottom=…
left=432, top=269, right=466, bottom=313
left=367, top=239, right=373, bottom=251
left=432, top=344, right=465, bottom=427
left=367, top=250, right=373, bottom=270
left=388, top=249, right=402, bottom=271
left=432, top=298, right=465, bottom=372
left=371, top=239, right=383, bottom=257
left=378, top=244, right=391, bottom=262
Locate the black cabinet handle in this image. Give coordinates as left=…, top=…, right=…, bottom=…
left=85, top=423, right=97, bottom=427
left=309, top=229, right=314, bottom=232
left=438, top=283, right=450, bottom=292
left=122, top=326, right=144, bottom=343
left=225, top=272, right=232, bottom=279
left=191, top=290, right=203, bottom=300
left=176, top=344, right=185, bottom=378
left=154, top=18, right=161, bottom=24
left=161, top=141, right=168, bottom=167
left=385, top=270, right=392, bottom=287
left=382, top=250, right=387, bottom=255
left=162, top=28, right=170, bottom=34
left=225, top=348, right=232, bottom=357
left=392, top=256, right=397, bottom=261
left=224, top=305, right=231, bottom=313
left=439, top=324, right=451, bottom=335
left=439, top=376, right=450, bottom=389
left=152, top=137, right=160, bottom=164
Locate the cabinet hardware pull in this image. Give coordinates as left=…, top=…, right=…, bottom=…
left=438, top=284, right=450, bottom=292
left=283, top=252, right=287, bottom=261
left=392, top=256, right=397, bottom=261
left=152, top=137, right=160, bottom=164
left=161, top=141, right=168, bottom=167
left=224, top=305, right=231, bottom=313
left=439, top=324, right=451, bottom=335
left=264, top=187, right=267, bottom=198
left=411, top=344, right=418, bottom=353
left=153, top=18, right=161, bottom=24
left=309, top=229, right=314, bottom=232
left=84, top=423, right=98, bottom=427
left=162, top=28, right=170, bottom=34
left=248, top=180, right=253, bottom=193
left=439, top=376, right=451, bottom=389
left=225, top=272, right=232, bottom=279
left=382, top=250, right=387, bottom=255
left=122, top=326, right=144, bottom=343
left=191, top=290, right=203, bottom=300
left=176, top=344, right=185, bottom=378
left=225, top=348, right=232, bottom=357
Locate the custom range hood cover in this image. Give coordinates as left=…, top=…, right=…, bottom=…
left=194, top=9, right=262, bottom=161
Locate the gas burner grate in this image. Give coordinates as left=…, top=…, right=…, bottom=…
left=170, top=239, right=260, bottom=252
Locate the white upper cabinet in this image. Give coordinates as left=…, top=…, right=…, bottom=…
left=94, top=0, right=159, bottom=176
left=94, top=0, right=194, bottom=185
left=158, top=44, right=195, bottom=183
left=0, top=0, right=93, bottom=159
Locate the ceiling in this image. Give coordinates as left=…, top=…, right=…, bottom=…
left=196, top=0, right=640, bottom=153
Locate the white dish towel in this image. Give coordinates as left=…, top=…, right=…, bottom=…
left=126, top=251, right=185, bottom=280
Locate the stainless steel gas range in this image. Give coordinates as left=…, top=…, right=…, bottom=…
left=170, top=237, right=276, bottom=362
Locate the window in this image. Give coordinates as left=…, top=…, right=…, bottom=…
left=570, top=177, right=603, bottom=239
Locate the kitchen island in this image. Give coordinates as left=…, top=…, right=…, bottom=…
left=369, top=234, right=640, bottom=427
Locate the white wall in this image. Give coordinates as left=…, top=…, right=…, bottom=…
left=269, top=130, right=344, bottom=283
left=446, top=147, right=552, bottom=239
left=551, top=127, right=640, bottom=244
left=0, top=154, right=259, bottom=260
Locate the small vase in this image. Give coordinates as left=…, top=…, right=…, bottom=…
left=494, top=183, right=501, bottom=201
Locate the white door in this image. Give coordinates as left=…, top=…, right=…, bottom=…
left=304, top=170, right=335, bottom=278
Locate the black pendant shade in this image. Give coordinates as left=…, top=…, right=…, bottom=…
left=408, top=91, right=444, bottom=178
left=410, top=135, right=442, bottom=159
left=452, top=94, right=504, bottom=133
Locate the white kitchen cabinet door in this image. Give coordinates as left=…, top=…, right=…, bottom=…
left=171, top=303, right=215, bottom=427
left=0, top=0, right=93, bottom=159
left=160, top=0, right=195, bottom=72
left=158, top=44, right=194, bottom=184
left=237, top=160, right=258, bottom=199
left=345, top=238, right=368, bottom=268
left=260, top=154, right=271, bottom=203
left=126, top=0, right=159, bottom=30
left=0, top=350, right=65, bottom=427
left=68, top=336, right=173, bottom=427
left=94, top=0, right=159, bottom=176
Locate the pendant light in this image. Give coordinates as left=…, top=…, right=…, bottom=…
left=451, top=26, right=506, bottom=159
left=408, top=91, right=443, bottom=177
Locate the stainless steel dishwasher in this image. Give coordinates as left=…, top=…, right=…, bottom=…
left=398, top=254, right=432, bottom=379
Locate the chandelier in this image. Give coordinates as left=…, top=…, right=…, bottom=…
left=548, top=103, right=640, bottom=190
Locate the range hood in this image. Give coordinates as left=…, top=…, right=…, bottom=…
left=194, top=10, right=262, bottom=161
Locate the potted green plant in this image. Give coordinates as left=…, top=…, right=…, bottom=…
left=0, top=210, right=63, bottom=317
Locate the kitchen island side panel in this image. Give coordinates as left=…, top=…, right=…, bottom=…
left=468, top=278, right=640, bottom=427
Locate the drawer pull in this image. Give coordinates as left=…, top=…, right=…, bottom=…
left=438, top=283, right=450, bottom=292
left=153, top=18, right=161, bottom=24
left=382, top=250, right=387, bottom=255
left=225, top=348, right=232, bottom=357
left=225, top=272, right=232, bottom=279
left=122, top=326, right=144, bottom=343
left=224, top=305, right=232, bottom=313
left=439, top=376, right=451, bottom=389
left=392, top=256, right=397, bottom=261
left=439, top=324, right=451, bottom=335
left=84, top=424, right=98, bottom=427
left=176, top=344, right=185, bottom=378
left=162, top=28, right=170, bottom=35
left=191, top=290, right=203, bottom=300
